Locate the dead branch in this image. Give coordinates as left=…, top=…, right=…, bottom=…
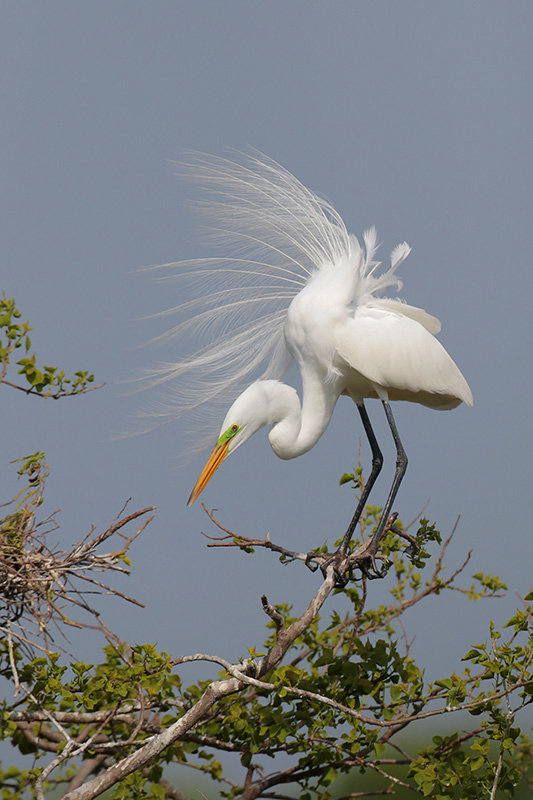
left=0, top=457, right=154, bottom=653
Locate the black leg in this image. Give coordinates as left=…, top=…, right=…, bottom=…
left=367, top=400, right=408, bottom=557
left=338, top=402, right=383, bottom=555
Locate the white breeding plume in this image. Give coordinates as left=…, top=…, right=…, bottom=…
left=138, top=150, right=472, bottom=575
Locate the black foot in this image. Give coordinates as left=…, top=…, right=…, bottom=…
left=305, top=551, right=347, bottom=585
left=305, top=547, right=389, bottom=586
left=304, top=552, right=322, bottom=573
left=357, top=552, right=389, bottom=580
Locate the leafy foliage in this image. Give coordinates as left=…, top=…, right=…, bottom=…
left=1, top=490, right=532, bottom=799
left=0, top=301, right=531, bottom=799
left=0, top=296, right=95, bottom=397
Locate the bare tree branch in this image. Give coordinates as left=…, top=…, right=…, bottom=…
left=57, top=566, right=337, bottom=800
left=0, top=459, right=155, bottom=654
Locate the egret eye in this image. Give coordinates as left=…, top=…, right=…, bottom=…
left=217, top=424, right=242, bottom=447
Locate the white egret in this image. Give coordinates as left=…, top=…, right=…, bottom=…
left=146, top=151, right=472, bottom=579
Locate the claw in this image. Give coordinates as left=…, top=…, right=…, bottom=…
left=333, top=566, right=349, bottom=588
left=304, top=553, right=320, bottom=573
left=359, top=553, right=390, bottom=580
left=305, top=541, right=391, bottom=585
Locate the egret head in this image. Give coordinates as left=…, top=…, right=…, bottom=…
left=186, top=383, right=273, bottom=505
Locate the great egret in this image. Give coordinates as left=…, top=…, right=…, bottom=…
left=147, top=151, right=472, bottom=578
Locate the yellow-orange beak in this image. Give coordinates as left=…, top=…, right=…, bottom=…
left=187, top=440, right=231, bottom=506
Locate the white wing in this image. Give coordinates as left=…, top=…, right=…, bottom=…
left=335, top=307, right=473, bottom=409
left=370, top=298, right=441, bottom=334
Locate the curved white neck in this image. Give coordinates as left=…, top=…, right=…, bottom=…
left=265, top=374, right=339, bottom=460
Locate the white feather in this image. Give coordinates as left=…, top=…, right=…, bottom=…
left=129, top=150, right=470, bottom=461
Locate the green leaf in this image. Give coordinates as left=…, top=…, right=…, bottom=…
left=374, top=741, right=386, bottom=757
left=339, top=472, right=355, bottom=485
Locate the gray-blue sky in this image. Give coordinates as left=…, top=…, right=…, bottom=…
left=1, top=0, right=531, bottom=699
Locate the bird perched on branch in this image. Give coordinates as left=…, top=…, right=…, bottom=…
left=144, top=150, right=472, bottom=579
